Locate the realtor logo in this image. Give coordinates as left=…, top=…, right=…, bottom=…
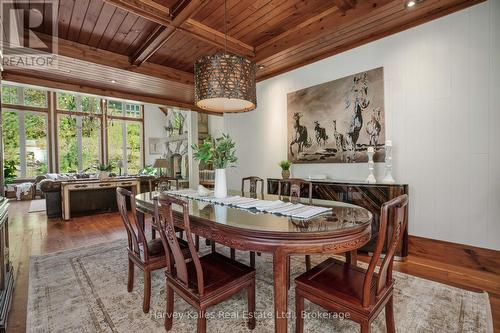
left=0, top=0, right=58, bottom=69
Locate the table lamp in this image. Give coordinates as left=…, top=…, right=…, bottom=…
left=153, top=158, right=169, bottom=176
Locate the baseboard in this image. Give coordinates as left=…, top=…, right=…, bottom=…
left=408, top=235, right=500, bottom=275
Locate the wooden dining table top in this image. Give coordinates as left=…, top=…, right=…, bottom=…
left=135, top=190, right=372, bottom=238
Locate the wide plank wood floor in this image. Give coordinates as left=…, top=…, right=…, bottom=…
left=6, top=200, right=500, bottom=332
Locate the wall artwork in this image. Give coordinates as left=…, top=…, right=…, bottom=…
left=149, top=138, right=163, bottom=155
left=287, top=67, right=385, bottom=163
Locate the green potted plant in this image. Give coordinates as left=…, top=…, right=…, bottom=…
left=192, top=134, right=237, bottom=198
left=279, top=160, right=292, bottom=179
left=96, top=163, right=113, bottom=180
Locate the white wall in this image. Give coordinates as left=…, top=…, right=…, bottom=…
left=143, top=103, right=168, bottom=166
left=224, top=1, right=500, bottom=250
left=208, top=115, right=224, bottom=138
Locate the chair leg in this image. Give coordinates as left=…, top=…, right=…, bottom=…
left=250, top=251, right=256, bottom=268
left=211, top=241, right=216, bottom=253
left=127, top=259, right=134, bottom=292
left=165, top=285, right=174, bottom=331
left=385, top=295, right=395, bottom=333
left=195, top=235, right=200, bottom=251
left=295, top=291, right=304, bottom=333
left=305, top=255, right=311, bottom=271
left=230, top=248, right=236, bottom=260
left=361, top=320, right=371, bottom=333
left=151, top=227, right=156, bottom=240
left=143, top=270, right=151, bottom=313
left=197, top=309, right=207, bottom=333
left=247, top=281, right=256, bottom=329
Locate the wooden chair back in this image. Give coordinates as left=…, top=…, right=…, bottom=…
left=278, top=179, right=312, bottom=204
left=362, top=194, right=409, bottom=307
left=149, top=176, right=179, bottom=193
left=116, top=187, right=150, bottom=261
left=154, top=195, right=204, bottom=295
left=241, top=176, right=264, bottom=198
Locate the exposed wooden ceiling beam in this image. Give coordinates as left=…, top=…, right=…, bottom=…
left=102, top=0, right=172, bottom=26
left=131, top=0, right=206, bottom=66
left=254, top=0, right=392, bottom=63
left=2, top=71, right=199, bottom=110
left=179, top=18, right=255, bottom=57
left=30, top=32, right=193, bottom=84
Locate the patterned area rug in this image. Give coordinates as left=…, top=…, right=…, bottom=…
left=27, top=239, right=493, bottom=332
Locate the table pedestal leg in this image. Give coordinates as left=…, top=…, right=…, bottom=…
left=273, top=250, right=288, bottom=333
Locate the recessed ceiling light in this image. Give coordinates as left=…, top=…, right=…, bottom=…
left=258, top=65, right=265, bottom=70
left=406, top=1, right=416, bottom=7
left=110, top=79, right=117, bottom=83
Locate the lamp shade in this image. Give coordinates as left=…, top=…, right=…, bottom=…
left=153, top=158, right=169, bottom=168
left=194, top=53, right=257, bottom=113
left=116, top=160, right=124, bottom=168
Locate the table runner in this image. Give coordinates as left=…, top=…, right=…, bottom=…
left=165, top=189, right=331, bottom=220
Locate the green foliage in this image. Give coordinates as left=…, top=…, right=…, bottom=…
left=279, top=160, right=292, bottom=171
left=24, top=88, right=47, bottom=107
left=96, top=163, right=113, bottom=172
left=2, top=86, right=19, bottom=104
left=192, top=134, right=238, bottom=169
left=138, top=165, right=158, bottom=176
left=4, top=160, right=17, bottom=184
left=57, top=92, right=77, bottom=111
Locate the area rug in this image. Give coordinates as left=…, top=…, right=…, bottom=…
left=28, top=199, right=46, bottom=213
left=27, top=240, right=493, bottom=333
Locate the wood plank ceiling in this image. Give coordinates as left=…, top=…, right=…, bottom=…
left=1, top=0, right=485, bottom=112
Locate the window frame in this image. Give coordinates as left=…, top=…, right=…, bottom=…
left=104, top=100, right=144, bottom=175
left=1, top=86, right=50, bottom=179
left=55, top=93, right=104, bottom=173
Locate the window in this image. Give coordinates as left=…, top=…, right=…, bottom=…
left=56, top=93, right=102, bottom=172
left=2, top=84, right=47, bottom=108
left=1, top=85, right=49, bottom=179
left=2, top=110, right=48, bottom=178
left=106, top=100, right=143, bottom=175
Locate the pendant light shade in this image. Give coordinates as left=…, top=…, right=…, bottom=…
left=194, top=52, right=256, bottom=113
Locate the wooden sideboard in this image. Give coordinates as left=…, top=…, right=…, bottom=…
left=267, top=178, right=409, bottom=260
left=61, top=178, right=140, bottom=220
left=0, top=197, right=13, bottom=332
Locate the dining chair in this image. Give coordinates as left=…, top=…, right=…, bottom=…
left=149, top=175, right=179, bottom=193
left=116, top=187, right=190, bottom=313
left=154, top=194, right=256, bottom=333
left=278, top=178, right=313, bottom=285
left=294, top=194, right=409, bottom=333
left=229, top=176, right=266, bottom=267
left=241, top=176, right=265, bottom=198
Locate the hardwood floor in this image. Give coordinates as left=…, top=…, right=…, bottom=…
left=6, top=200, right=500, bottom=332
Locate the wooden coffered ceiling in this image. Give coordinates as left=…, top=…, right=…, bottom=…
left=1, top=0, right=484, bottom=111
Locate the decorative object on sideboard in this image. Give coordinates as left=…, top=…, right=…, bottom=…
left=194, top=0, right=256, bottom=113
left=365, top=146, right=376, bottom=184
left=116, top=160, right=124, bottom=176
left=279, top=160, right=291, bottom=179
left=382, top=140, right=396, bottom=184
left=96, top=163, right=113, bottom=180
left=287, top=67, right=385, bottom=164
left=153, top=158, right=169, bottom=177
left=192, top=134, right=238, bottom=198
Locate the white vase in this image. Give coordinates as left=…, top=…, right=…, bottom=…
left=214, top=168, right=227, bottom=198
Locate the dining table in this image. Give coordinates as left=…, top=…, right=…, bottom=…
left=135, top=190, right=373, bottom=333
